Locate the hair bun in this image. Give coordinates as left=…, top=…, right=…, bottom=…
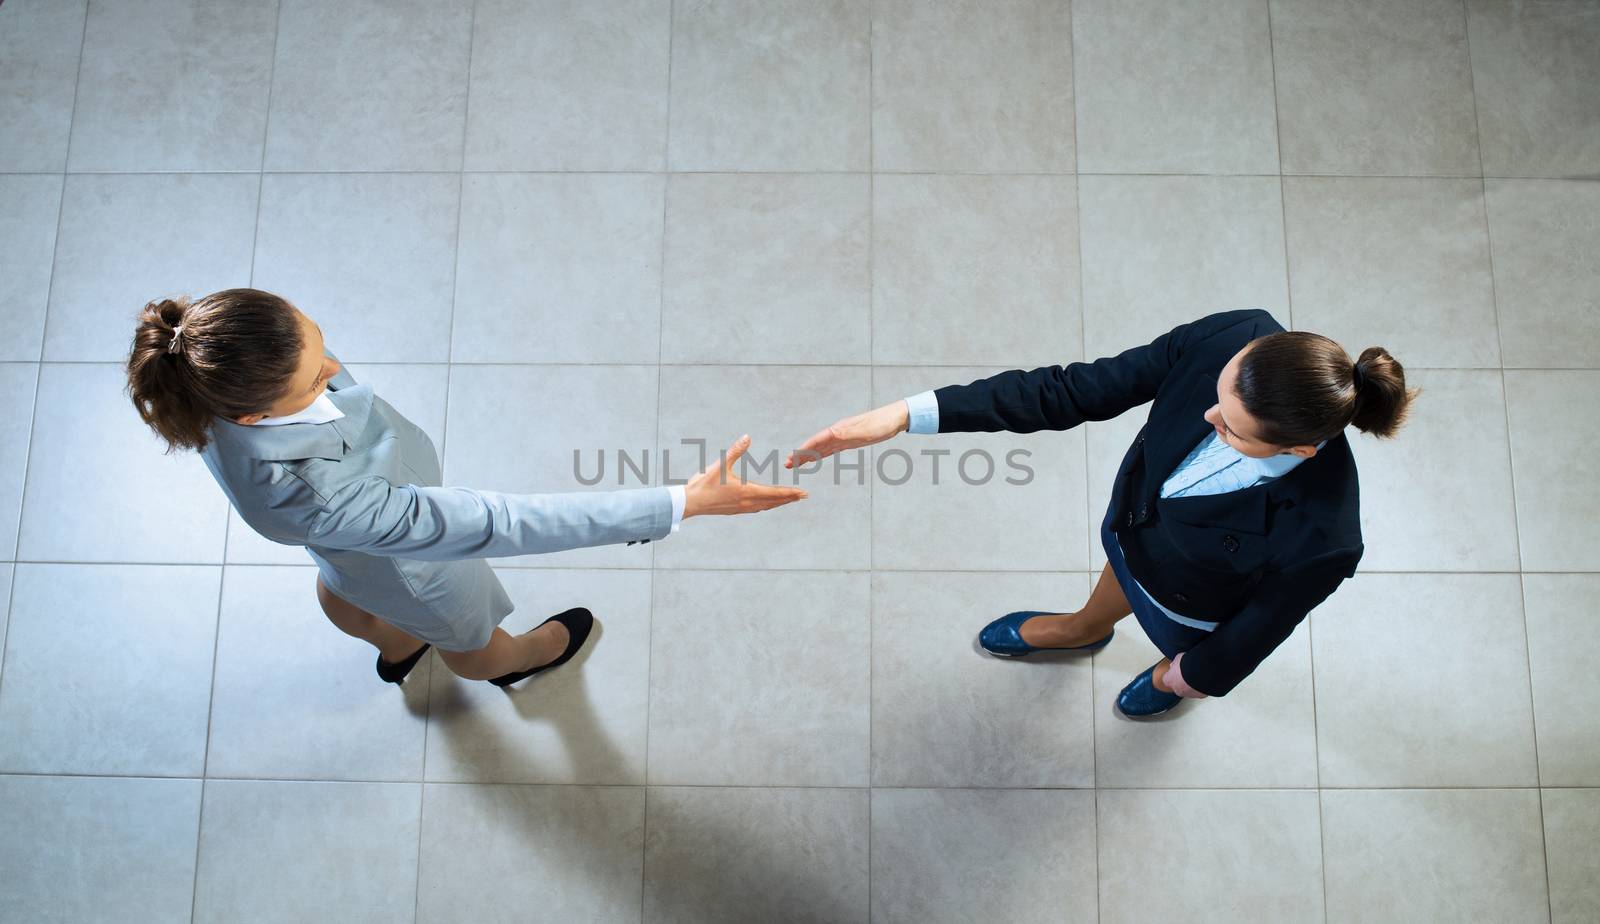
left=152, top=297, right=187, bottom=328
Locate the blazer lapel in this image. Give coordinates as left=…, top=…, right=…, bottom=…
left=205, top=380, right=375, bottom=463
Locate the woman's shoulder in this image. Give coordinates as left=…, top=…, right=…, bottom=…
left=1282, top=437, right=1363, bottom=549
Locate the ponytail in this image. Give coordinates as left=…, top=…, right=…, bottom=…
left=125, top=289, right=303, bottom=452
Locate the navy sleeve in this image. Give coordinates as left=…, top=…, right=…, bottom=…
left=930, top=309, right=1275, bottom=434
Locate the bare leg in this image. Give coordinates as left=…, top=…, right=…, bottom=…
left=316, top=577, right=428, bottom=664
left=435, top=622, right=570, bottom=682
left=1017, top=562, right=1134, bottom=648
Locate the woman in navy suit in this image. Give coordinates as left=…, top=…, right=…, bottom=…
left=790, top=309, right=1415, bottom=717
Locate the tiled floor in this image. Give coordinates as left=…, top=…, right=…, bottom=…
left=0, top=0, right=1596, bottom=921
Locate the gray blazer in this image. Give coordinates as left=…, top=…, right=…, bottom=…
left=199, top=360, right=672, bottom=650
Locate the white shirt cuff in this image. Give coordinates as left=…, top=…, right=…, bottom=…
left=903, top=390, right=940, bottom=434
left=667, top=484, right=686, bottom=534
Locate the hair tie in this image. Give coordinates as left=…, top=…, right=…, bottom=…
left=166, top=324, right=185, bottom=355
left=1351, top=361, right=1365, bottom=391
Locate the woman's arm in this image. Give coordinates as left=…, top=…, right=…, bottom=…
left=785, top=309, right=1273, bottom=465
left=310, top=435, right=805, bottom=560
left=1173, top=546, right=1359, bottom=696
left=928, top=308, right=1273, bottom=433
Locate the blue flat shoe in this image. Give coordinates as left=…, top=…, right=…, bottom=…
left=1116, top=662, right=1183, bottom=717
left=978, top=611, right=1114, bottom=658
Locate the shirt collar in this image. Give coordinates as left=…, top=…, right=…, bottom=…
left=249, top=391, right=345, bottom=427
left=208, top=382, right=374, bottom=462
left=1240, top=438, right=1328, bottom=479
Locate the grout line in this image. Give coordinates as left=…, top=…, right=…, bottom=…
left=642, top=3, right=675, bottom=914
left=411, top=3, right=481, bottom=918
left=16, top=358, right=1600, bottom=373
left=191, top=0, right=278, bottom=910
left=866, top=4, right=876, bottom=918
left=0, top=0, right=93, bottom=749
left=1, top=770, right=1591, bottom=793
left=1460, top=4, right=1551, bottom=919
left=1066, top=6, right=1106, bottom=917
left=1264, top=4, right=1328, bottom=918
left=11, top=560, right=1600, bottom=577
left=28, top=359, right=1600, bottom=372
left=13, top=167, right=1579, bottom=179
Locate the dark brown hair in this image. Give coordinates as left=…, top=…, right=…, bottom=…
left=126, top=288, right=304, bottom=452
left=1234, top=331, right=1418, bottom=446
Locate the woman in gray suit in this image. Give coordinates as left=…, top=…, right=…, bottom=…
left=126, top=288, right=804, bottom=687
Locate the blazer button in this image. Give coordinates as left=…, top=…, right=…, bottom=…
left=1173, top=592, right=1188, bottom=604
left=1125, top=511, right=1135, bottom=528
left=1221, top=535, right=1240, bottom=553
left=1137, top=504, right=1149, bottom=520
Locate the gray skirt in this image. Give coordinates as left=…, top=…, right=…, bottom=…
left=309, top=545, right=514, bottom=651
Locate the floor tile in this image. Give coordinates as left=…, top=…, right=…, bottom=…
left=67, top=0, right=275, bottom=172
left=649, top=570, right=870, bottom=786
left=668, top=0, right=869, bottom=171
left=0, top=775, right=201, bottom=924
left=1073, top=0, right=1277, bottom=174
left=1485, top=179, right=1600, bottom=368
left=0, top=0, right=86, bottom=171
left=424, top=569, right=651, bottom=784
left=872, top=0, right=1074, bottom=173
left=871, top=571, right=1095, bottom=787
left=0, top=175, right=62, bottom=362
left=872, top=787, right=1095, bottom=924
left=1093, top=622, right=1318, bottom=788
left=1284, top=176, right=1499, bottom=368
left=1504, top=370, right=1600, bottom=571
left=0, top=565, right=10, bottom=686
left=1097, top=789, right=1324, bottom=924
left=1321, top=788, right=1548, bottom=923
left=1079, top=175, right=1290, bottom=362
left=1468, top=0, right=1600, bottom=178
left=265, top=0, right=472, bottom=171
left=0, top=364, right=36, bottom=561
left=225, top=362, right=451, bottom=564
left=0, top=564, right=218, bottom=775
left=643, top=785, right=869, bottom=924
left=1271, top=0, right=1481, bottom=176
left=1348, top=369, right=1519, bottom=571
left=451, top=173, right=663, bottom=364
left=19, top=363, right=229, bottom=563
left=871, top=367, right=1088, bottom=572
left=441, top=363, right=659, bottom=569
left=661, top=173, right=869, bottom=365
left=206, top=566, right=429, bottom=781
left=872, top=174, right=1081, bottom=366
left=1543, top=788, right=1600, bottom=924
left=464, top=0, right=669, bottom=171
left=1524, top=574, right=1600, bottom=786
left=417, top=782, right=644, bottom=923
left=193, top=779, right=421, bottom=924
left=43, top=174, right=258, bottom=362
left=252, top=173, right=459, bottom=363
left=655, top=364, right=872, bottom=571
left=1312, top=573, right=1536, bottom=787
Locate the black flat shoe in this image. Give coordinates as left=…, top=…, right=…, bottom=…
left=487, top=607, right=594, bottom=688
left=376, top=643, right=430, bottom=684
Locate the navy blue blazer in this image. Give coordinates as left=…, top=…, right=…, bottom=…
left=930, top=309, right=1363, bottom=695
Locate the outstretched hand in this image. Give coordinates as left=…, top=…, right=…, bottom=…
left=684, top=435, right=808, bottom=517
left=785, top=401, right=910, bottom=469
